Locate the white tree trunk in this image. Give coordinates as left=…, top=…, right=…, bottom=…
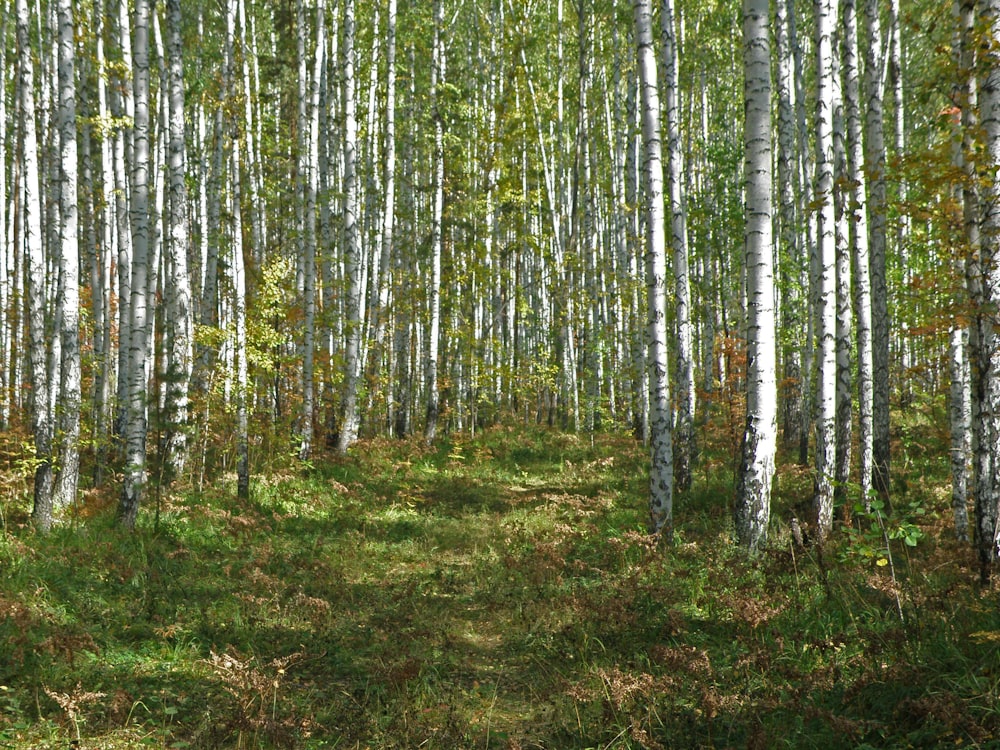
left=813, top=0, right=838, bottom=541
left=735, top=0, right=776, bottom=553
left=775, top=0, right=803, bottom=451
left=833, top=42, right=853, bottom=512
left=120, top=0, right=153, bottom=529
left=661, top=0, right=695, bottom=493
left=365, top=0, right=398, bottom=425
left=111, top=0, right=133, bottom=440
left=976, top=0, right=1000, bottom=581
left=163, top=0, right=192, bottom=482
left=19, top=0, right=55, bottom=530
left=843, top=0, right=874, bottom=507
left=634, top=0, right=674, bottom=538
left=228, top=0, right=249, bottom=499
left=338, top=0, right=363, bottom=454
left=425, top=0, right=445, bottom=444
left=297, top=0, right=316, bottom=460
left=53, top=0, right=80, bottom=514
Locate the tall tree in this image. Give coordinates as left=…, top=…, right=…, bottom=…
left=661, top=0, right=695, bottom=493
left=297, top=0, right=317, bottom=461
left=734, top=0, right=776, bottom=552
left=634, top=0, right=674, bottom=539
left=338, top=0, right=362, bottom=454
left=364, top=0, right=398, bottom=430
left=19, top=0, right=55, bottom=530
left=813, top=0, right=838, bottom=541
left=775, top=0, right=804, bottom=451
left=225, top=0, right=250, bottom=500
left=862, top=0, right=891, bottom=502
left=119, top=0, right=153, bottom=530
left=950, top=0, right=973, bottom=543
left=973, top=0, right=1000, bottom=581
left=425, top=0, right=445, bottom=444
left=843, top=0, right=874, bottom=506
left=163, top=0, right=193, bottom=481
left=53, top=0, right=81, bottom=513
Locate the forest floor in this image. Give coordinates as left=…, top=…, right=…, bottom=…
left=0, top=404, right=999, bottom=749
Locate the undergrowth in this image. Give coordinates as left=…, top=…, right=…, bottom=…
left=0, top=422, right=998, bottom=749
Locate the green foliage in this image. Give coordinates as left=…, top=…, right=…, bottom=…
left=0, top=426, right=997, bottom=748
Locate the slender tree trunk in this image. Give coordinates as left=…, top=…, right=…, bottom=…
left=92, top=3, right=115, bottom=485
left=19, top=0, right=55, bottom=531
left=338, top=0, right=363, bottom=454
left=219, top=0, right=249, bottom=499
left=974, top=0, right=1000, bottom=582
left=296, top=0, right=316, bottom=460
left=111, top=0, right=133, bottom=440
left=53, top=0, right=80, bottom=514
left=833, top=43, right=853, bottom=513
left=813, top=0, right=838, bottom=542
left=734, top=0, right=776, bottom=553
left=661, top=0, right=695, bottom=493
left=948, top=0, right=971, bottom=542
left=843, top=0, right=874, bottom=507
left=163, top=0, right=192, bottom=482
left=775, top=0, right=803, bottom=451
left=364, top=0, right=398, bottom=425
left=634, top=0, right=674, bottom=539
left=862, top=0, right=891, bottom=502
left=425, top=0, right=445, bottom=444
left=120, top=0, right=153, bottom=530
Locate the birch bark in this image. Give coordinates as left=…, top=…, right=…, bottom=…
left=120, top=0, right=152, bottom=529
left=425, top=0, right=445, bottom=444
left=734, top=0, right=775, bottom=552
left=338, top=0, right=363, bottom=454
left=862, top=0, right=891, bottom=502
left=661, top=0, right=695, bottom=493
left=634, top=0, right=674, bottom=539
left=976, top=0, right=1000, bottom=581
left=53, top=0, right=80, bottom=513
left=19, top=0, right=55, bottom=530
left=843, top=0, right=874, bottom=506
left=813, top=0, right=838, bottom=541
left=163, top=0, right=193, bottom=481
left=297, top=0, right=316, bottom=460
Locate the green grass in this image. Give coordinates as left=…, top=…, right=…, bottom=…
left=0, top=423, right=998, bottom=749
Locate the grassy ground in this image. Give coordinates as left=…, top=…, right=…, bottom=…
left=0, top=418, right=998, bottom=749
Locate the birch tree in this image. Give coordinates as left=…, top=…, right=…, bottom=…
left=813, top=0, right=838, bottom=541
left=219, top=0, right=249, bottom=498
left=661, top=0, right=695, bottom=493
left=634, top=0, right=674, bottom=539
left=951, top=0, right=975, bottom=543
left=734, top=0, right=775, bottom=552
left=19, top=0, right=55, bottom=530
left=53, top=0, right=80, bottom=513
left=119, top=0, right=153, bottom=530
left=338, top=0, right=362, bottom=454
left=297, top=0, right=316, bottom=461
left=863, top=0, right=891, bottom=502
left=974, top=0, right=1000, bottom=582
left=843, top=0, right=874, bottom=506
left=163, top=0, right=193, bottom=481
left=425, top=0, right=445, bottom=444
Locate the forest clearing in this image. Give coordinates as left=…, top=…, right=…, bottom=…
left=0, top=422, right=998, bottom=749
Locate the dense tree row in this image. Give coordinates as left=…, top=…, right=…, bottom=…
left=0, top=0, right=996, bottom=572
